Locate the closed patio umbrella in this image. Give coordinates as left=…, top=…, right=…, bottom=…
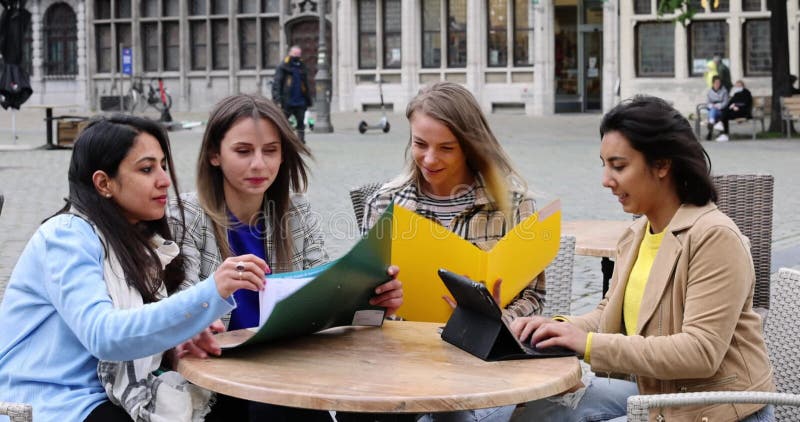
left=0, top=0, right=33, bottom=110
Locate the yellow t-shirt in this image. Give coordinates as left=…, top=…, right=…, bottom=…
left=623, top=222, right=665, bottom=336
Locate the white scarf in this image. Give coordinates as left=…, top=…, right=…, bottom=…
left=95, top=231, right=213, bottom=422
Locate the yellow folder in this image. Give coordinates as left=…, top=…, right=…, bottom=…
left=392, top=199, right=562, bottom=323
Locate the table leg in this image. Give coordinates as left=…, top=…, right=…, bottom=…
left=45, top=107, right=54, bottom=148
left=601, top=257, right=614, bottom=297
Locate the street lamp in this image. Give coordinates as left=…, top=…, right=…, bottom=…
left=314, top=0, right=333, bottom=132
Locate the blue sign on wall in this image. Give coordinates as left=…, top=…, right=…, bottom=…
left=122, top=48, right=133, bottom=75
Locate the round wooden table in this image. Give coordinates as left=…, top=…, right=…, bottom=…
left=563, top=220, right=632, bottom=296
left=177, top=321, right=581, bottom=413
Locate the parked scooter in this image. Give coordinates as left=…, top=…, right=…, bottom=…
left=358, top=77, right=390, bottom=134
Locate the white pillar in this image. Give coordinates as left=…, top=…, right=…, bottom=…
left=466, top=0, right=483, bottom=103
left=674, top=22, right=688, bottom=80
left=336, top=0, right=356, bottom=111
left=76, top=1, right=87, bottom=108
left=400, top=0, right=420, bottom=111
left=532, top=0, right=554, bottom=115
left=727, top=15, right=743, bottom=81
left=602, top=0, right=619, bottom=112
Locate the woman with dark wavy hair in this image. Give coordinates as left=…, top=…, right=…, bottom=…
left=512, top=96, right=775, bottom=422
left=0, top=115, right=266, bottom=421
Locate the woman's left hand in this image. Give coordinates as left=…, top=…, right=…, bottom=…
left=370, top=265, right=403, bottom=317
left=529, top=319, right=589, bottom=355
left=172, top=319, right=226, bottom=364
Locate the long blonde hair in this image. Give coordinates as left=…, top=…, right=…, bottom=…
left=195, top=94, right=311, bottom=268
left=393, top=81, right=527, bottom=217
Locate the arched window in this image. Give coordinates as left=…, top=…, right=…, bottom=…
left=43, top=3, right=78, bottom=77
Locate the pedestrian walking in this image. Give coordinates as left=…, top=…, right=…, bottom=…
left=271, top=45, right=313, bottom=143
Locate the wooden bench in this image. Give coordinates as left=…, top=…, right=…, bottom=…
left=779, top=96, right=800, bottom=137
left=693, top=95, right=769, bottom=141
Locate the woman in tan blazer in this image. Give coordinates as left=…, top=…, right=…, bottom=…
left=512, top=96, right=775, bottom=422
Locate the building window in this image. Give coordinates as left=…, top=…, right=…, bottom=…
left=190, top=20, right=207, bottom=70
left=513, top=0, right=533, bottom=66
left=447, top=0, right=467, bottom=67
left=634, top=0, right=650, bottom=14
left=239, top=19, right=257, bottom=69
left=487, top=0, right=507, bottom=67
left=383, top=0, right=402, bottom=68
left=261, top=19, right=280, bottom=68
left=142, top=22, right=159, bottom=71
left=358, top=0, right=377, bottom=68
left=44, top=3, right=78, bottom=77
left=421, top=0, right=441, bottom=68
left=636, top=22, right=674, bottom=77
left=688, top=20, right=727, bottom=76
left=357, top=0, right=401, bottom=69
left=212, top=20, right=229, bottom=70
left=742, top=0, right=761, bottom=11
left=487, top=0, right=533, bottom=67
left=237, top=0, right=280, bottom=70
left=94, top=0, right=132, bottom=74
left=139, top=1, right=179, bottom=73
left=190, top=2, right=239, bottom=71
left=421, top=0, right=466, bottom=68
left=164, top=22, right=180, bottom=71
left=744, top=19, right=770, bottom=76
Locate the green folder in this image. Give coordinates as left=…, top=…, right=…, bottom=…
left=219, top=204, right=393, bottom=349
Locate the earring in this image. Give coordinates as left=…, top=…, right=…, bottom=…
left=105, top=193, right=112, bottom=198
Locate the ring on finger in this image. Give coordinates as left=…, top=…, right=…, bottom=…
left=235, top=261, right=246, bottom=272
left=237, top=270, right=243, bottom=280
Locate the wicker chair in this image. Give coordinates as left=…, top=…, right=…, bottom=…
left=626, top=268, right=800, bottom=421
left=712, top=174, right=774, bottom=312
left=0, top=402, right=32, bottom=422
left=542, top=235, right=576, bottom=317
left=349, top=182, right=384, bottom=228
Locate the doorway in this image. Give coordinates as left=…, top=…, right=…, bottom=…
left=554, top=0, right=603, bottom=113
left=288, top=19, right=332, bottom=96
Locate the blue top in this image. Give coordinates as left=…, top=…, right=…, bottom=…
left=227, top=215, right=268, bottom=330
left=0, top=214, right=236, bottom=422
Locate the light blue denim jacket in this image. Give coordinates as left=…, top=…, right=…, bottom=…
left=0, top=214, right=235, bottom=421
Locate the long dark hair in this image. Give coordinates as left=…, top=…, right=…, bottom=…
left=195, top=93, right=311, bottom=270
left=599, top=95, right=717, bottom=205
left=53, top=114, right=185, bottom=302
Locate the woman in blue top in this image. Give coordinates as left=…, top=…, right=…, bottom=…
left=0, top=115, right=267, bottom=421
left=169, top=94, right=404, bottom=420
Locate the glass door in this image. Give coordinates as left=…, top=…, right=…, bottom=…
left=582, top=29, right=602, bottom=111
left=554, top=1, right=579, bottom=112
left=554, top=0, right=603, bottom=112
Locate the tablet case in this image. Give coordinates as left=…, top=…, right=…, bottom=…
left=438, top=269, right=576, bottom=361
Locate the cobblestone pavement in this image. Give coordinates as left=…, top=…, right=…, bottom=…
left=2, top=109, right=799, bottom=314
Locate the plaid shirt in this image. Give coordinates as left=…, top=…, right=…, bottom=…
left=168, top=192, right=329, bottom=291
left=362, top=179, right=546, bottom=323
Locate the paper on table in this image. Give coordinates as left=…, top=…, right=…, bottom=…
left=218, top=205, right=393, bottom=349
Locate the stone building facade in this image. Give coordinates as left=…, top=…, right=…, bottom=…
left=4, top=0, right=797, bottom=116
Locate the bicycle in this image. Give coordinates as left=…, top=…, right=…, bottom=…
left=127, top=77, right=173, bottom=114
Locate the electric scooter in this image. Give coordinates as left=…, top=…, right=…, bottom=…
left=358, top=77, right=391, bottom=134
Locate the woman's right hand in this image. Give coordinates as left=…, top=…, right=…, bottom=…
left=213, top=254, right=269, bottom=299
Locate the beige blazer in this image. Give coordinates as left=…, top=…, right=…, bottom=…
left=571, top=203, right=774, bottom=422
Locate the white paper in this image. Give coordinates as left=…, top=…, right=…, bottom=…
left=258, top=276, right=314, bottom=326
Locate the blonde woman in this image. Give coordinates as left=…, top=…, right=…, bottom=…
left=169, top=94, right=403, bottom=420
left=359, top=81, right=543, bottom=422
